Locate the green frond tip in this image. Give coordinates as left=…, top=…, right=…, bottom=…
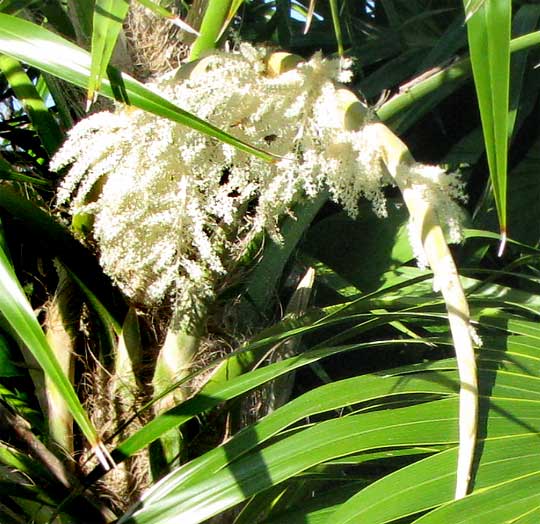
left=464, top=0, right=511, bottom=254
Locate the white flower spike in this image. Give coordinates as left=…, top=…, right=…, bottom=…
left=53, top=45, right=476, bottom=499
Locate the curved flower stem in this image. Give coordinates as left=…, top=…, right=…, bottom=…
left=248, top=48, right=478, bottom=498
left=270, top=48, right=477, bottom=498
left=380, top=122, right=478, bottom=499
left=339, top=91, right=478, bottom=499
left=401, top=183, right=477, bottom=500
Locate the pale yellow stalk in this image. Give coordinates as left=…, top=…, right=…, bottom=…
left=267, top=51, right=478, bottom=499
left=345, top=106, right=478, bottom=501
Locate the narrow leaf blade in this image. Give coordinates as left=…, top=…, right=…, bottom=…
left=0, top=54, right=62, bottom=155
left=0, top=241, right=101, bottom=455
left=0, top=14, right=276, bottom=162
left=87, top=0, right=130, bottom=106
left=464, top=0, right=511, bottom=242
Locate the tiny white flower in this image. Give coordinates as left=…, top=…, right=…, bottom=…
left=52, top=44, right=465, bottom=313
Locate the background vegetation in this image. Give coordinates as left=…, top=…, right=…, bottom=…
left=0, top=1, right=540, bottom=523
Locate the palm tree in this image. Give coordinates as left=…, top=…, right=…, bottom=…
left=0, top=1, right=539, bottom=523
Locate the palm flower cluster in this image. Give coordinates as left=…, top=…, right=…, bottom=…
left=397, top=162, right=466, bottom=270
left=52, top=44, right=465, bottom=316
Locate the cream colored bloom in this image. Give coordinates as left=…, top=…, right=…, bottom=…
left=395, top=163, right=466, bottom=268
left=52, top=45, right=465, bottom=311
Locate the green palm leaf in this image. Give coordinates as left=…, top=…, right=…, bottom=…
left=0, top=54, right=62, bottom=155
left=332, top=436, right=540, bottom=524
left=87, top=0, right=130, bottom=107
left=117, top=310, right=540, bottom=523
left=464, top=0, right=487, bottom=22
left=189, top=0, right=232, bottom=61
left=0, top=238, right=108, bottom=467
left=0, top=14, right=276, bottom=161
left=464, top=0, right=511, bottom=250
left=329, top=0, right=344, bottom=56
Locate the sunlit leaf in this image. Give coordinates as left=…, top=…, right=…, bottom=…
left=0, top=14, right=276, bottom=162
left=464, top=0, right=511, bottom=249
left=329, top=0, right=344, bottom=56
left=189, top=0, right=232, bottom=61
left=0, top=238, right=104, bottom=463
left=118, top=314, right=540, bottom=523
left=463, top=0, right=487, bottom=22
left=87, top=0, right=130, bottom=107
left=218, top=0, right=244, bottom=40
left=0, top=54, right=62, bottom=155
